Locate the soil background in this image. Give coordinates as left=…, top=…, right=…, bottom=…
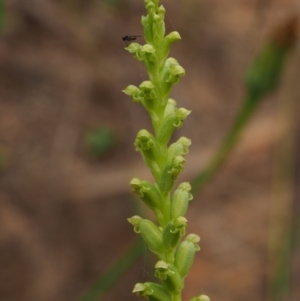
left=0, top=1, right=299, bottom=301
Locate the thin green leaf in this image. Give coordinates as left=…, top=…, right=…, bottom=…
left=79, top=238, right=145, bottom=301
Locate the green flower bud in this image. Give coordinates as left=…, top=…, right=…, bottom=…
left=133, top=282, right=172, bottom=301
left=157, top=5, right=166, bottom=18
left=134, top=130, right=160, bottom=177
left=139, top=80, right=157, bottom=112
left=161, top=58, right=185, bottom=87
left=128, top=216, right=165, bottom=259
left=174, top=108, right=191, bottom=127
left=189, top=295, right=210, bottom=301
left=159, top=31, right=181, bottom=61
left=166, top=64, right=185, bottom=84
left=134, top=130, right=161, bottom=178
left=130, top=178, right=161, bottom=210
left=152, top=0, right=159, bottom=7
left=139, top=80, right=157, bottom=110
left=175, top=234, right=200, bottom=278
left=152, top=6, right=165, bottom=43
left=141, top=44, right=156, bottom=64
left=156, top=112, right=176, bottom=146
left=164, top=57, right=178, bottom=66
left=155, top=261, right=183, bottom=292
left=134, top=129, right=155, bottom=152
left=171, top=182, right=193, bottom=219
left=168, top=156, right=186, bottom=176
left=165, top=31, right=181, bottom=44
left=141, top=14, right=152, bottom=44
left=164, top=98, right=177, bottom=118
left=163, top=217, right=187, bottom=250
left=168, top=137, right=191, bottom=159
left=143, top=43, right=155, bottom=52
left=156, top=107, right=190, bottom=147
left=161, top=58, right=177, bottom=79
left=122, top=85, right=143, bottom=103
left=127, top=215, right=143, bottom=233
left=139, top=80, right=155, bottom=95
left=155, top=260, right=174, bottom=280
left=185, top=233, right=201, bottom=249
left=159, top=156, right=186, bottom=192
left=145, top=1, right=155, bottom=15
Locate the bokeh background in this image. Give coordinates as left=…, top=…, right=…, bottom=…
left=0, top=1, right=299, bottom=301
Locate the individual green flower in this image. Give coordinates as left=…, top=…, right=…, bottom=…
left=165, top=31, right=181, bottom=44
left=122, top=85, right=142, bottom=103
left=133, top=282, right=172, bottom=301
left=168, top=156, right=186, bottom=176
left=152, top=5, right=166, bottom=45
left=130, top=178, right=161, bottom=210
left=168, top=137, right=191, bottom=160
left=171, top=182, right=193, bottom=219
left=142, top=44, right=156, bottom=61
left=163, top=98, right=177, bottom=117
left=156, top=109, right=191, bottom=146
left=139, top=80, right=157, bottom=111
left=159, top=156, right=186, bottom=193
left=145, top=0, right=156, bottom=15
left=175, top=234, right=200, bottom=278
left=134, top=129, right=156, bottom=152
left=128, top=216, right=166, bottom=259
left=161, top=58, right=185, bottom=85
left=174, top=108, right=191, bottom=127
left=166, top=64, right=185, bottom=84
left=134, top=130, right=161, bottom=178
left=159, top=31, right=181, bottom=61
left=125, top=42, right=144, bottom=61
left=127, top=215, right=143, bottom=233
left=163, top=217, right=188, bottom=250
left=155, top=261, right=183, bottom=293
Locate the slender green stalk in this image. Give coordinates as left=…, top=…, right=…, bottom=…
left=193, top=16, right=298, bottom=195
left=0, top=0, right=5, bottom=30
left=79, top=238, right=145, bottom=301
left=191, top=95, right=259, bottom=194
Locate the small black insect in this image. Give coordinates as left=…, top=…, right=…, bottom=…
left=122, top=35, right=141, bottom=46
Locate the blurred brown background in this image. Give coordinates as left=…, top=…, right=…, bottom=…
left=0, top=0, right=299, bottom=301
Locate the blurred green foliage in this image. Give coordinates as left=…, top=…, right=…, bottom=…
left=79, top=238, right=145, bottom=301
left=0, top=148, right=6, bottom=170
left=245, top=17, right=298, bottom=99
left=86, top=127, right=117, bottom=158
left=0, top=0, right=4, bottom=30
left=192, top=17, right=298, bottom=195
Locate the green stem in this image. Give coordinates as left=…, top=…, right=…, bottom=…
left=172, top=291, right=182, bottom=301
left=0, top=0, right=5, bottom=30
left=79, top=238, right=145, bottom=301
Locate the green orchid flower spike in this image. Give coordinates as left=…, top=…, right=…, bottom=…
left=123, top=1, right=209, bottom=301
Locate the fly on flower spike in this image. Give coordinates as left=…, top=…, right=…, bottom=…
left=122, top=35, right=141, bottom=46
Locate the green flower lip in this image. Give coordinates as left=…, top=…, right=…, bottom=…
left=166, top=31, right=181, bottom=41
left=132, top=283, right=146, bottom=293
left=139, top=80, right=155, bottom=90
left=155, top=260, right=169, bottom=269
left=142, top=44, right=156, bottom=53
